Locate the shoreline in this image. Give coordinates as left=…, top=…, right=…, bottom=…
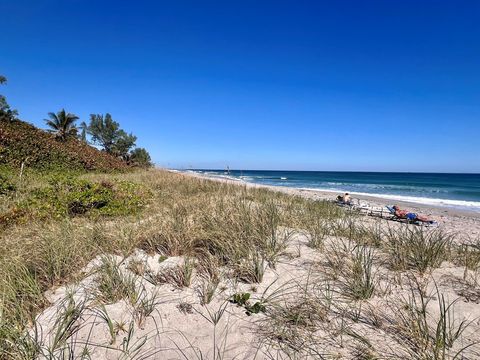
left=175, top=169, right=480, bottom=239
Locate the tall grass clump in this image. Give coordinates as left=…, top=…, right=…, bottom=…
left=451, top=240, right=480, bottom=285
left=344, top=246, right=377, bottom=300
left=388, top=283, right=475, bottom=359
left=258, top=200, right=290, bottom=267
left=96, top=256, right=138, bottom=304
left=196, top=256, right=222, bottom=305
left=384, top=227, right=453, bottom=273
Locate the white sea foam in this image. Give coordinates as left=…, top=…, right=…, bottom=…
left=299, top=187, right=480, bottom=211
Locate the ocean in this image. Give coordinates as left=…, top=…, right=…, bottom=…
left=187, top=170, right=480, bottom=212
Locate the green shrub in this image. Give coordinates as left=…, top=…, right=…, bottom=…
left=19, top=175, right=146, bottom=219
left=0, top=119, right=129, bottom=171
left=0, top=174, right=15, bottom=195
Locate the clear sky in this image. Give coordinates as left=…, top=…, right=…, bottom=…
left=1, top=0, right=479, bottom=172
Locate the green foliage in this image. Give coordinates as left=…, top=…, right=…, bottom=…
left=88, top=113, right=137, bottom=158
left=44, top=109, right=79, bottom=141
left=129, top=147, right=152, bottom=167
left=78, top=121, right=88, bottom=142
left=246, top=301, right=266, bottom=315
left=0, top=119, right=129, bottom=171
left=230, top=292, right=266, bottom=315
left=0, top=75, right=18, bottom=122
left=231, top=292, right=250, bottom=306
left=0, top=173, right=16, bottom=195
left=19, top=175, right=146, bottom=220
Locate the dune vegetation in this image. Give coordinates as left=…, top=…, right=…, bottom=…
left=0, top=169, right=479, bottom=359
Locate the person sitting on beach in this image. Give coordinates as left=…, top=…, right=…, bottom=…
left=391, top=205, right=436, bottom=224
left=336, top=193, right=352, bottom=205
left=343, top=193, right=351, bottom=203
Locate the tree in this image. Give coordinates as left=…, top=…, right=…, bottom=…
left=129, top=147, right=152, bottom=167
left=0, top=75, right=18, bottom=122
left=88, top=113, right=137, bottom=159
left=44, top=109, right=79, bottom=141
left=78, top=121, right=88, bottom=142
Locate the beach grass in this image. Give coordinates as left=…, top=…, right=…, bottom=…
left=0, top=168, right=479, bottom=359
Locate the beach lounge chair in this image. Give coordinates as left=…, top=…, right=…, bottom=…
left=335, top=198, right=387, bottom=218
left=386, top=205, right=438, bottom=226
left=335, top=197, right=360, bottom=210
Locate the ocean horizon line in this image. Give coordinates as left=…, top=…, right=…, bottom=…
left=177, top=168, right=480, bottom=175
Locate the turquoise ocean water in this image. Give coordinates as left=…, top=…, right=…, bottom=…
left=187, top=170, right=480, bottom=212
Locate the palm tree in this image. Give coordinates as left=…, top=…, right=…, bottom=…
left=79, top=121, right=88, bottom=142
left=44, top=109, right=79, bottom=141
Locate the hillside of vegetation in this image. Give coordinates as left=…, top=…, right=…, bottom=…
left=0, top=119, right=129, bottom=172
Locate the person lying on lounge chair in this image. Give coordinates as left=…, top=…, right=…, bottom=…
left=389, top=205, right=437, bottom=225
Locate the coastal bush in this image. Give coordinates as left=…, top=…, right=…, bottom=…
left=18, top=175, right=146, bottom=220
left=0, top=173, right=16, bottom=195
left=129, top=147, right=152, bottom=168
left=0, top=119, right=129, bottom=171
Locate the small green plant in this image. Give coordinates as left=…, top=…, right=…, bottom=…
left=231, top=292, right=251, bottom=306
left=230, top=292, right=266, bottom=315
left=245, top=301, right=266, bottom=315
left=197, top=273, right=220, bottom=305
left=118, top=321, right=149, bottom=359
left=50, top=293, right=86, bottom=353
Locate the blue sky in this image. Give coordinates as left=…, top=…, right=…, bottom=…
left=1, top=0, right=479, bottom=172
